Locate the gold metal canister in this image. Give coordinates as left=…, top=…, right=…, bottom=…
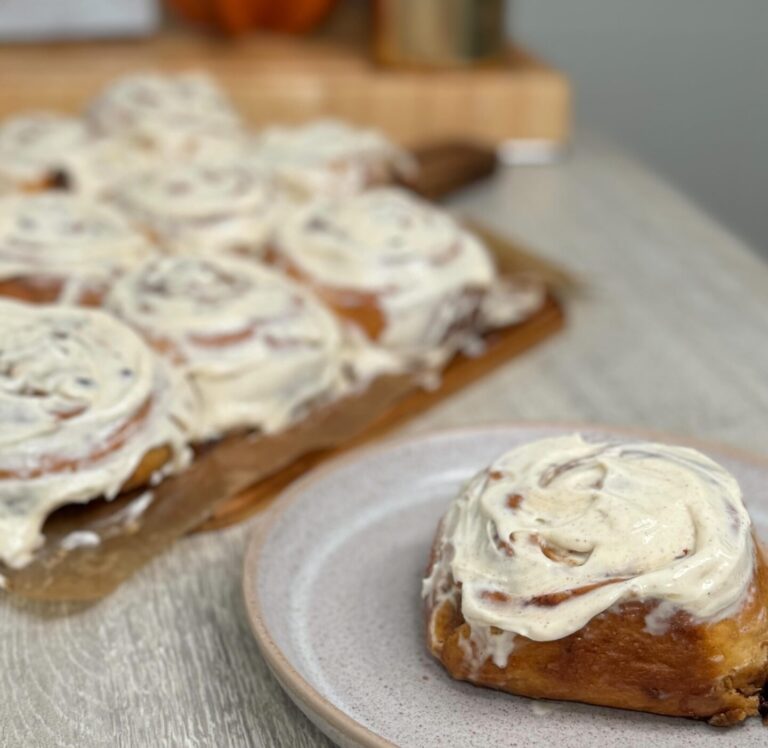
left=373, top=0, right=506, bottom=68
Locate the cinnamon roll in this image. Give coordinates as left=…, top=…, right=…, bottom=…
left=272, top=188, right=505, bottom=363
left=105, top=255, right=349, bottom=439
left=59, top=136, right=159, bottom=199
left=423, top=434, right=768, bottom=725
left=110, top=160, right=287, bottom=258
left=0, top=193, right=155, bottom=305
left=86, top=72, right=244, bottom=158
left=0, top=299, right=195, bottom=568
left=0, top=113, right=92, bottom=192
left=250, top=119, right=415, bottom=199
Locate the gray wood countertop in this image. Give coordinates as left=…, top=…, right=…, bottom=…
left=3, top=137, right=768, bottom=747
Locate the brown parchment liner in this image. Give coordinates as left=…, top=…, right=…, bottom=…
left=0, top=175, right=574, bottom=601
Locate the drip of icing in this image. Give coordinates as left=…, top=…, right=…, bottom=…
left=0, top=193, right=155, bottom=296
left=86, top=72, right=244, bottom=157
left=59, top=530, right=101, bottom=550
left=530, top=702, right=558, bottom=716
left=479, top=276, right=547, bottom=330
left=0, top=112, right=91, bottom=186
left=112, top=489, right=155, bottom=534
left=250, top=119, right=416, bottom=199
left=106, top=255, right=354, bottom=439
left=275, top=188, right=496, bottom=356
left=111, top=161, right=288, bottom=257
left=0, top=299, right=195, bottom=567
left=643, top=599, right=679, bottom=635
left=119, top=489, right=154, bottom=522
left=465, top=625, right=517, bottom=671
left=424, top=434, right=755, bottom=655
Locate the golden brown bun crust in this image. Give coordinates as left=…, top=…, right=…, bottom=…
left=0, top=277, right=103, bottom=306
left=120, top=445, right=172, bottom=494
left=18, top=173, right=66, bottom=192
left=425, top=536, right=768, bottom=725
left=266, top=247, right=486, bottom=346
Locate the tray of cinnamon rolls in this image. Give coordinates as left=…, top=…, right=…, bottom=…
left=0, top=72, right=566, bottom=600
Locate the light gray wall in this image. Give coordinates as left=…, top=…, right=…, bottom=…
left=510, top=0, right=768, bottom=255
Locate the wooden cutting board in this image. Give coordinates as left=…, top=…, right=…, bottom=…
left=0, top=27, right=570, bottom=147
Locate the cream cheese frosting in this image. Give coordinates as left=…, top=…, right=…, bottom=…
left=250, top=119, right=416, bottom=198
left=0, top=299, right=195, bottom=568
left=274, top=187, right=496, bottom=358
left=61, top=136, right=161, bottom=198
left=424, top=434, right=756, bottom=649
left=86, top=72, right=244, bottom=157
left=110, top=160, right=288, bottom=257
left=0, top=193, right=156, bottom=302
left=105, top=255, right=351, bottom=439
left=0, top=112, right=92, bottom=188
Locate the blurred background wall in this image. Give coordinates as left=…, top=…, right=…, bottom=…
left=511, top=0, right=768, bottom=256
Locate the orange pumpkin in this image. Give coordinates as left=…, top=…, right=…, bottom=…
left=167, top=0, right=338, bottom=35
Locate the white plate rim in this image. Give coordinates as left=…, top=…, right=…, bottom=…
left=242, top=420, right=768, bottom=748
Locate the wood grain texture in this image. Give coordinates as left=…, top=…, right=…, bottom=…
left=0, top=31, right=570, bottom=146
left=3, top=136, right=768, bottom=746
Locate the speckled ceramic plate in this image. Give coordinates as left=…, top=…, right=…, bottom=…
left=243, top=424, right=768, bottom=748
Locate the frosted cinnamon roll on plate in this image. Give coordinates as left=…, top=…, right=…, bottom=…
left=250, top=119, right=416, bottom=199
left=0, top=299, right=194, bottom=568
left=0, top=193, right=155, bottom=305
left=271, top=187, right=543, bottom=366
left=86, top=72, right=244, bottom=158
left=424, top=434, right=768, bottom=725
left=0, top=112, right=92, bottom=192
left=110, top=160, right=288, bottom=258
left=106, top=255, right=354, bottom=440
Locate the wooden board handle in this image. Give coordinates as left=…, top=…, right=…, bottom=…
left=407, top=142, right=498, bottom=199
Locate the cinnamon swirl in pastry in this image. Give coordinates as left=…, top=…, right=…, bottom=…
left=272, top=188, right=539, bottom=364
left=105, top=255, right=350, bottom=440
left=110, top=160, right=287, bottom=258
left=0, top=193, right=155, bottom=305
left=0, top=299, right=195, bottom=568
left=423, top=435, right=768, bottom=725
left=250, top=119, right=415, bottom=199
left=0, top=113, right=91, bottom=192
left=86, top=72, right=244, bottom=158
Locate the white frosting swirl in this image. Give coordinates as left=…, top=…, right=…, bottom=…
left=111, top=161, right=287, bottom=257
left=0, top=193, right=155, bottom=302
left=251, top=119, right=415, bottom=198
left=86, top=72, right=244, bottom=157
left=0, top=299, right=195, bottom=567
left=61, top=136, right=160, bottom=198
left=0, top=112, right=91, bottom=188
left=424, top=434, right=756, bottom=646
left=274, top=188, right=496, bottom=355
left=106, top=255, right=348, bottom=439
